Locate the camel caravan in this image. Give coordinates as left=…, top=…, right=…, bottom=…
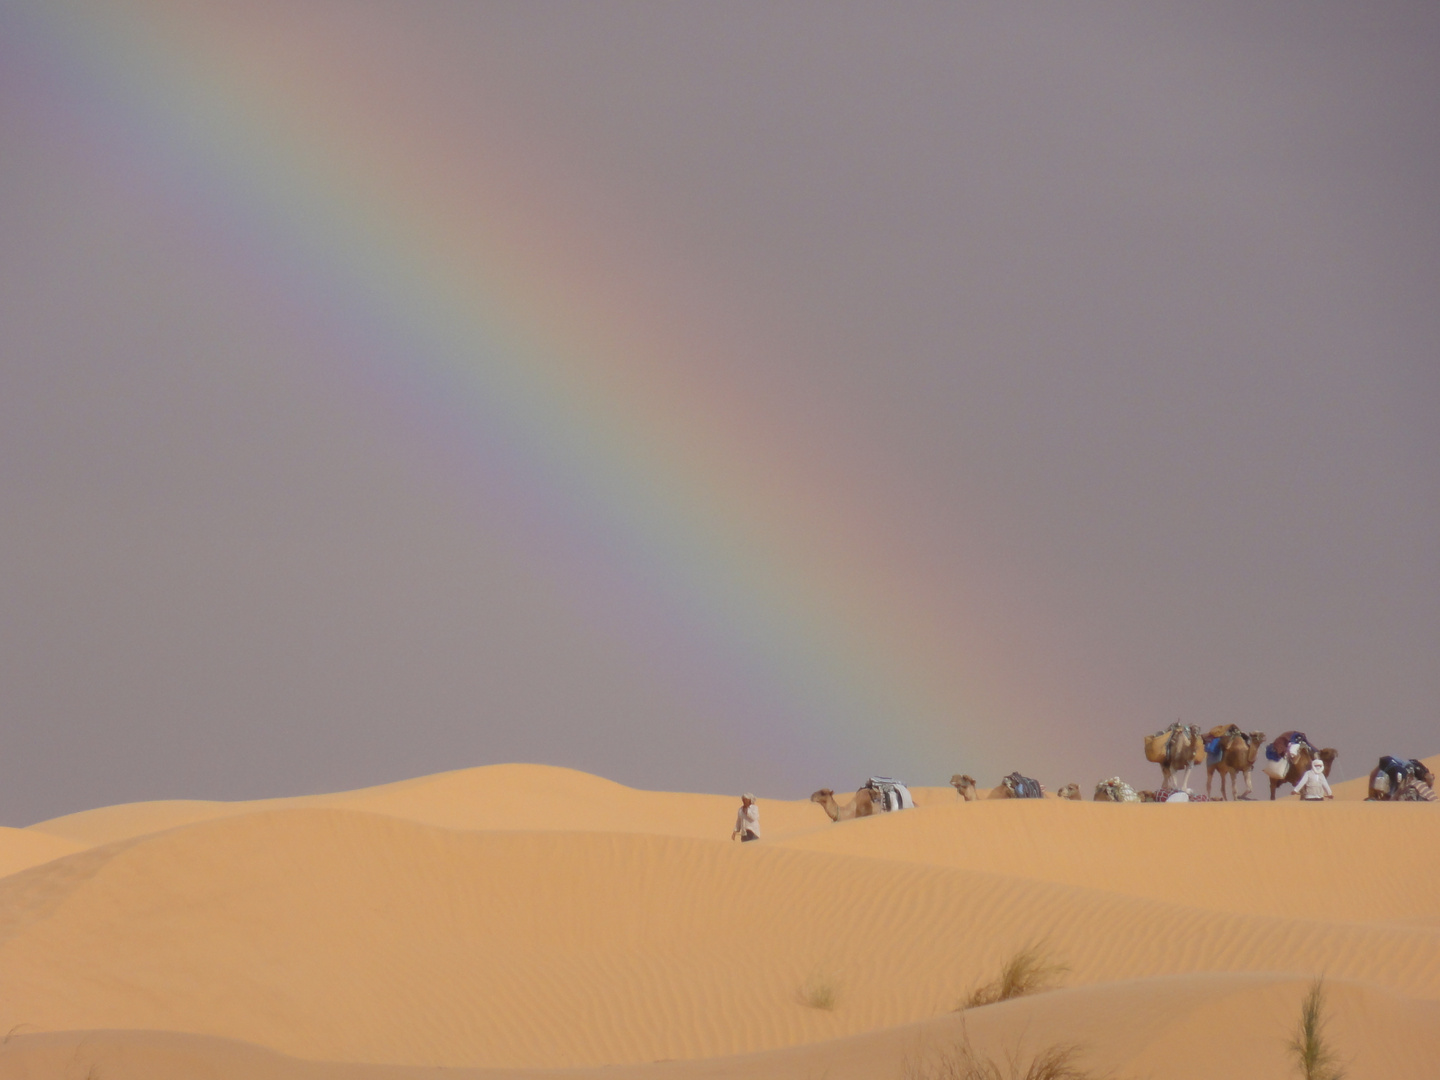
left=781, top=727, right=1432, bottom=828
left=807, top=771, right=1051, bottom=823
left=1133, top=723, right=1341, bottom=802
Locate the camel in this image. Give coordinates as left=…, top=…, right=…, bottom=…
left=1270, top=744, right=1337, bottom=801
left=1203, top=727, right=1265, bottom=800
left=950, top=774, right=979, bottom=801
left=1227, top=729, right=1265, bottom=800
left=1203, top=725, right=1241, bottom=799
left=999, top=772, right=1044, bottom=798
left=1056, top=783, right=1081, bottom=801
left=1144, top=722, right=1201, bottom=790
left=1094, top=777, right=1140, bottom=802
left=810, top=787, right=879, bottom=821
left=1367, top=757, right=1435, bottom=801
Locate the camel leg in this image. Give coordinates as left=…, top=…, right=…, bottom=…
left=1269, top=777, right=1279, bottom=801
left=1205, top=766, right=1215, bottom=799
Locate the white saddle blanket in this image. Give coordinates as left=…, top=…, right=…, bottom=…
left=866, top=777, right=915, bottom=811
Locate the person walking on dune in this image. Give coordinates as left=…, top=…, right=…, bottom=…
left=1292, top=756, right=1333, bottom=801
left=732, top=793, right=761, bottom=842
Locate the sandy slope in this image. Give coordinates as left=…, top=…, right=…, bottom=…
left=3, top=975, right=1437, bottom=1080
left=779, top=797, right=1440, bottom=925
left=0, top=826, right=84, bottom=880
left=5, top=761, right=1437, bottom=1079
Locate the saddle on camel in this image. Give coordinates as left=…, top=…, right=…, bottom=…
left=1260, top=731, right=1308, bottom=779
left=1000, top=772, right=1044, bottom=799
left=864, top=776, right=915, bottom=812
left=1262, top=731, right=1337, bottom=800
left=1143, top=722, right=1202, bottom=791
left=1203, top=724, right=1263, bottom=800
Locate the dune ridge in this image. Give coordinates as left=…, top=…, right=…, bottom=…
left=0, top=825, right=85, bottom=880
left=3, top=761, right=1437, bottom=1079
left=23, top=764, right=832, bottom=847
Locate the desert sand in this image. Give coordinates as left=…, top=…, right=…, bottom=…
left=1, top=757, right=1436, bottom=1080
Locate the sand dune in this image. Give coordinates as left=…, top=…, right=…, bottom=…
left=0, top=825, right=84, bottom=880
left=25, top=765, right=832, bottom=847
left=4, top=975, right=1438, bottom=1080
left=779, top=797, right=1440, bottom=925
left=5, top=762, right=1437, bottom=1078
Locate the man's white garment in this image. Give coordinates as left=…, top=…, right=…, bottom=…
left=735, top=802, right=760, bottom=837
left=1293, top=767, right=1332, bottom=800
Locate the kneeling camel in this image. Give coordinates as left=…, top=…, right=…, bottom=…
left=810, top=787, right=879, bottom=821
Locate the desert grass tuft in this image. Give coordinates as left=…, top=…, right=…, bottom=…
left=799, top=971, right=840, bottom=1011
left=962, top=942, right=1069, bottom=1009
left=903, top=1031, right=1105, bottom=1080
left=1287, top=978, right=1345, bottom=1080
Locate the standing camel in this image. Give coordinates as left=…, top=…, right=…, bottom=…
left=1226, top=730, right=1265, bottom=800
left=1203, top=725, right=1240, bottom=799
left=810, top=787, right=879, bottom=821
left=1270, top=744, right=1337, bottom=800
left=950, top=774, right=979, bottom=801
left=1144, top=723, right=1201, bottom=790
left=1204, top=727, right=1265, bottom=800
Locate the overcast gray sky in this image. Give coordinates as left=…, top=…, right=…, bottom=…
left=1, top=2, right=1436, bottom=824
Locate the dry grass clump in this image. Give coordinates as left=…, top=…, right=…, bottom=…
left=798, top=971, right=840, bottom=1011
left=1287, top=978, right=1345, bottom=1080
left=903, top=1033, right=1104, bottom=1080
left=963, top=943, right=1069, bottom=1009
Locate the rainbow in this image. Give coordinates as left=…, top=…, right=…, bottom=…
left=4, top=2, right=1010, bottom=782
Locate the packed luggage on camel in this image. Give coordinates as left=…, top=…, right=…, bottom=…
left=999, top=771, right=1045, bottom=798
left=809, top=777, right=914, bottom=821
left=1093, top=777, right=1140, bottom=802
left=1202, top=725, right=1265, bottom=800
left=1143, top=722, right=1202, bottom=791
left=1367, top=756, right=1437, bottom=802
left=1261, top=731, right=1338, bottom=800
